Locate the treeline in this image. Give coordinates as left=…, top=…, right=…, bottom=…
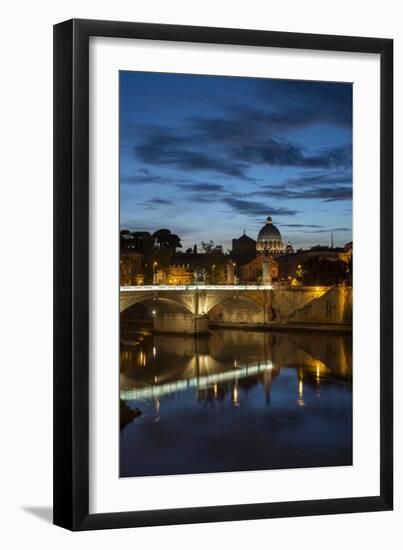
left=120, top=228, right=182, bottom=253
left=120, top=229, right=228, bottom=285
left=300, top=256, right=352, bottom=286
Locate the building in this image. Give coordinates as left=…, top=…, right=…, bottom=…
left=285, top=242, right=294, bottom=254
left=276, top=244, right=352, bottom=281
left=256, top=216, right=285, bottom=255
left=228, top=216, right=284, bottom=284
left=231, top=231, right=257, bottom=264
left=124, top=231, right=154, bottom=254
left=343, top=242, right=353, bottom=262
left=155, top=252, right=205, bottom=285
left=238, top=255, right=279, bottom=284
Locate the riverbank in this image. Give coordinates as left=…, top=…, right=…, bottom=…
left=121, top=317, right=352, bottom=335
left=209, top=321, right=352, bottom=334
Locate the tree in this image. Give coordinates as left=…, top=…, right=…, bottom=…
left=346, top=256, right=353, bottom=286
left=130, top=231, right=154, bottom=254
left=120, top=229, right=132, bottom=249
left=196, top=240, right=227, bottom=284
left=301, top=256, right=347, bottom=286
left=200, top=240, right=215, bottom=254
left=143, top=246, right=174, bottom=284
left=152, top=228, right=182, bottom=251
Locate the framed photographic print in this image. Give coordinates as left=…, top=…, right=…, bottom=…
left=53, top=19, right=393, bottom=530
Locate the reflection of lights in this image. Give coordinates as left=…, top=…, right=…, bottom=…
left=152, top=346, right=156, bottom=358
left=297, top=379, right=305, bottom=407
left=138, top=350, right=146, bottom=367
left=315, top=364, right=321, bottom=398
left=234, top=358, right=237, bottom=368
left=155, top=398, right=160, bottom=412
left=121, top=362, right=273, bottom=401
left=233, top=384, right=239, bottom=406
left=213, top=384, right=218, bottom=398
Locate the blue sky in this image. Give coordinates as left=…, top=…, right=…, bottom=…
left=120, top=71, right=352, bottom=251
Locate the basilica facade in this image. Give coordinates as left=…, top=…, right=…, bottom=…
left=230, top=216, right=293, bottom=284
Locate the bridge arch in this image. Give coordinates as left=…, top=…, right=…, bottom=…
left=207, top=294, right=265, bottom=324
left=204, top=292, right=265, bottom=314
left=120, top=294, right=194, bottom=315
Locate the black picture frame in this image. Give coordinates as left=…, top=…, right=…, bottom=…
left=53, top=18, right=393, bottom=531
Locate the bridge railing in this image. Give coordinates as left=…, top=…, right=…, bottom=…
left=120, top=284, right=273, bottom=292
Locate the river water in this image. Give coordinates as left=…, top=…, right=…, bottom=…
left=120, top=322, right=352, bottom=477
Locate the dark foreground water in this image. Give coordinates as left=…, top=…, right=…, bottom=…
left=120, top=322, right=352, bottom=477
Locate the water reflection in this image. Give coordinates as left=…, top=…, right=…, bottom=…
left=120, top=323, right=352, bottom=477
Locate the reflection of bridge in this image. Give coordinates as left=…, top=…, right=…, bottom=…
left=120, top=361, right=273, bottom=401
left=120, top=284, right=273, bottom=315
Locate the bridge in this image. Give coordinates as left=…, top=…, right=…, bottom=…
left=120, top=284, right=352, bottom=332
left=120, top=284, right=272, bottom=314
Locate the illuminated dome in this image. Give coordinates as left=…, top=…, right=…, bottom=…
left=256, top=216, right=284, bottom=255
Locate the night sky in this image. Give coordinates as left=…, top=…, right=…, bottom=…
left=120, top=71, right=352, bottom=251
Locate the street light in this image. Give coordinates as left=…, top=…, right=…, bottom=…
left=153, top=261, right=158, bottom=285
left=211, top=264, right=215, bottom=284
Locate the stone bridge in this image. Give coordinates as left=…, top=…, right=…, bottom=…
left=121, top=284, right=272, bottom=316
left=120, top=284, right=352, bottom=332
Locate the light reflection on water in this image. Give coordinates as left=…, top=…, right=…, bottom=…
left=120, top=323, right=352, bottom=478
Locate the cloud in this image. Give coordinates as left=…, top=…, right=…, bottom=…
left=145, top=198, right=173, bottom=205
left=121, top=171, right=179, bottom=186
left=187, top=193, right=223, bottom=204
left=262, top=186, right=352, bottom=202
left=281, top=224, right=323, bottom=228
left=231, top=142, right=352, bottom=170
left=254, top=170, right=352, bottom=202
left=138, top=197, right=174, bottom=210
left=121, top=171, right=230, bottom=209
left=255, top=79, right=352, bottom=128
left=288, top=227, right=350, bottom=234
left=126, top=110, right=351, bottom=180
left=121, top=170, right=229, bottom=194
left=284, top=172, right=352, bottom=187
left=177, top=182, right=225, bottom=193
left=134, top=127, right=249, bottom=177
left=223, top=197, right=297, bottom=217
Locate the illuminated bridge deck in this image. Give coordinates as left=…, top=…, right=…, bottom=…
left=120, top=284, right=273, bottom=292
